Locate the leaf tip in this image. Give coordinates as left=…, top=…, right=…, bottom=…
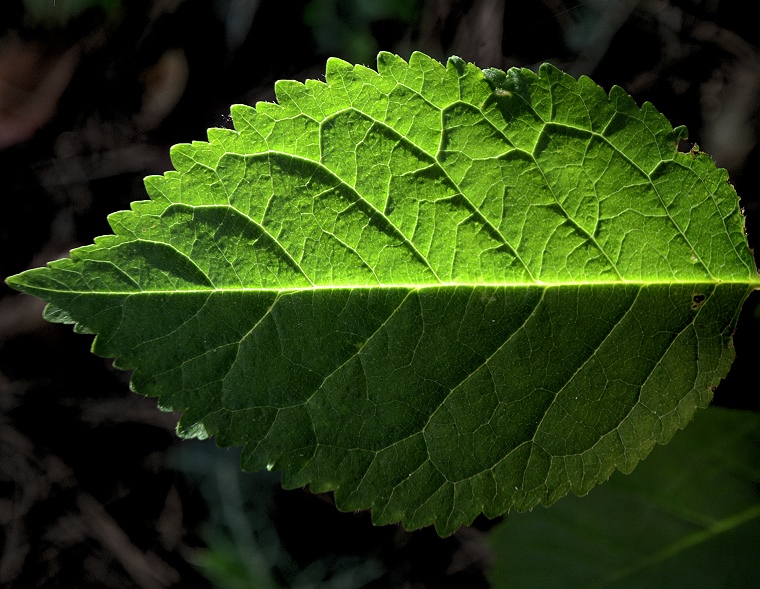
left=4, top=272, right=22, bottom=291
left=5, top=267, right=48, bottom=299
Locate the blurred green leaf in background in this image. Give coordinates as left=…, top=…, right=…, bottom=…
left=176, top=443, right=385, bottom=589
left=489, top=407, right=760, bottom=588
left=22, top=0, right=120, bottom=24
left=305, top=0, right=419, bottom=63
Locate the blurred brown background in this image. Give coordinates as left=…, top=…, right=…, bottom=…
left=2, top=1, right=759, bottom=587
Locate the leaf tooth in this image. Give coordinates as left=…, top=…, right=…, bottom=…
left=274, top=78, right=317, bottom=118
left=409, top=50, right=444, bottom=74
left=354, top=62, right=383, bottom=82
left=376, top=51, right=408, bottom=80
left=169, top=142, right=219, bottom=172
left=256, top=101, right=285, bottom=118
left=143, top=174, right=172, bottom=205
left=229, top=104, right=270, bottom=154
left=230, top=103, right=257, bottom=133
left=206, top=127, right=244, bottom=154
left=325, top=55, right=354, bottom=83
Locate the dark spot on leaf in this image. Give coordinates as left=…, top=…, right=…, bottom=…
left=692, top=293, right=706, bottom=309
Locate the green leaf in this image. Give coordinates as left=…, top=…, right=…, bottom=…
left=488, top=407, right=760, bottom=588
left=6, top=52, right=759, bottom=535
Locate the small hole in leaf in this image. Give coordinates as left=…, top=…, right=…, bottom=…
left=691, top=293, right=706, bottom=309
left=677, top=138, right=693, bottom=153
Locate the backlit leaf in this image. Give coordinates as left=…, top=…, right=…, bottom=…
left=7, top=52, right=759, bottom=535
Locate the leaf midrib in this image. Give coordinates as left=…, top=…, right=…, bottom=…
left=15, top=280, right=760, bottom=296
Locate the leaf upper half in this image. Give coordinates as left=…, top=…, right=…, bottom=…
left=7, top=52, right=760, bottom=535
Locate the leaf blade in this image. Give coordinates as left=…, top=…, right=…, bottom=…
left=6, top=52, right=759, bottom=535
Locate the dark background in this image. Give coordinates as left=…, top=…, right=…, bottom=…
left=1, top=1, right=759, bottom=587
